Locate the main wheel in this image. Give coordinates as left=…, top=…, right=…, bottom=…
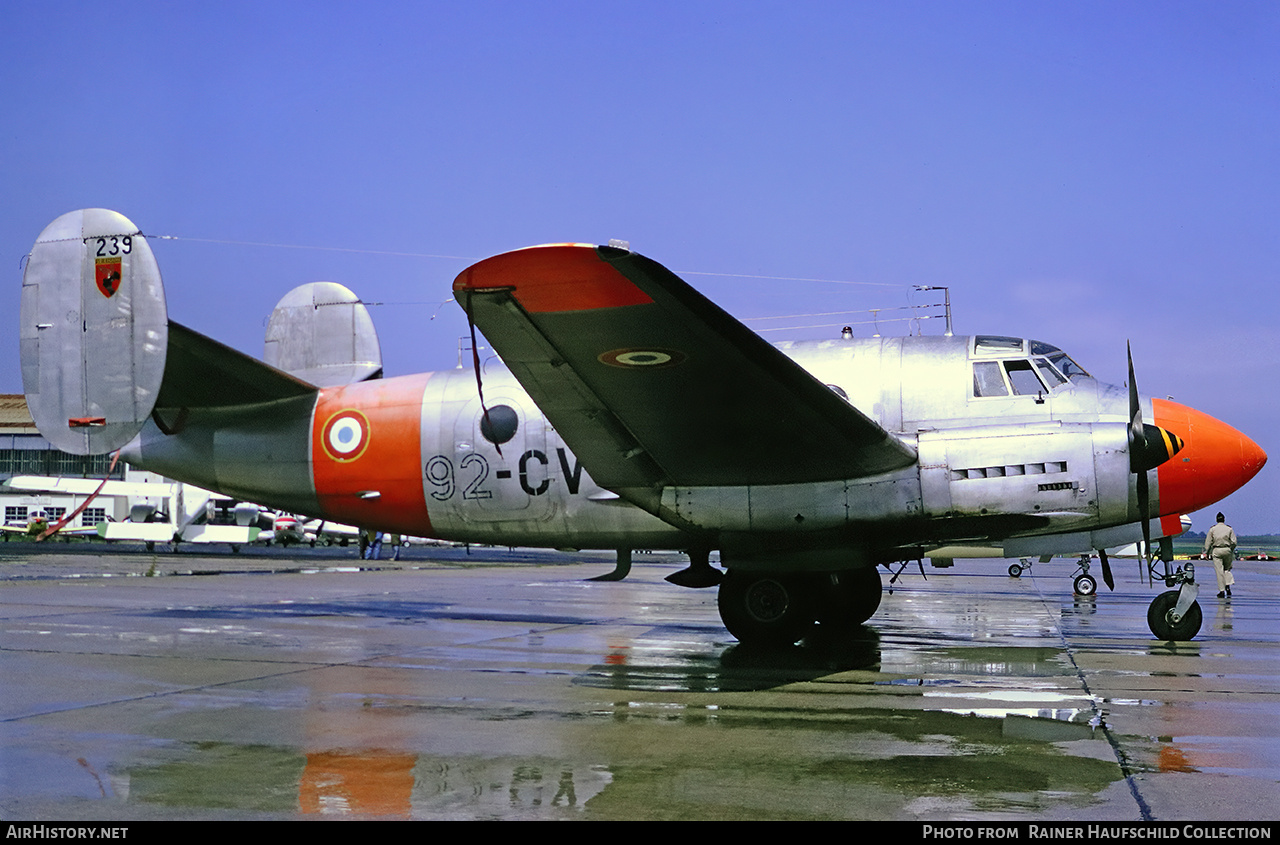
left=1073, top=574, right=1097, bottom=596
left=1008, top=563, right=1023, bottom=578
left=718, top=571, right=814, bottom=645
left=815, top=567, right=883, bottom=630
left=1147, top=590, right=1203, bottom=641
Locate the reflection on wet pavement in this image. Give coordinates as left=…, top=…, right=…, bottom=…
left=2, top=546, right=1278, bottom=820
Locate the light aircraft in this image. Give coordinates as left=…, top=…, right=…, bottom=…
left=2, top=474, right=266, bottom=550
left=260, top=513, right=310, bottom=547
left=1, top=512, right=53, bottom=538
left=19, top=210, right=1267, bottom=642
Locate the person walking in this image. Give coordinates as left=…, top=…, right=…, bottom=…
left=1203, top=512, right=1238, bottom=599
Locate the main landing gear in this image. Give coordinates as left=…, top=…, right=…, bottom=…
left=717, top=567, right=883, bottom=646
left=1071, top=556, right=1098, bottom=596
left=1006, top=556, right=1098, bottom=596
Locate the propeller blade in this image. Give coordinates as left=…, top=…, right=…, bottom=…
left=1131, top=340, right=1162, bottom=578
left=1098, top=548, right=1115, bottom=591
left=1127, top=341, right=1143, bottom=473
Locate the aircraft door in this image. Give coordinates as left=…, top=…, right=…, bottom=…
left=443, top=395, right=555, bottom=522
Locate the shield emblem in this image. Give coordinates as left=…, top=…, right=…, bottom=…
left=95, top=257, right=122, bottom=298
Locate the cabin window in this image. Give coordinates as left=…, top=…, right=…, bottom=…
left=973, top=362, right=1008, bottom=397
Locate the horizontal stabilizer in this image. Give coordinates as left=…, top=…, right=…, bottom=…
left=454, top=245, right=917, bottom=488
left=157, top=321, right=315, bottom=409
left=264, top=282, right=383, bottom=386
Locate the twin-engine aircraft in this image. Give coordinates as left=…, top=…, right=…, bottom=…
left=20, top=210, right=1267, bottom=643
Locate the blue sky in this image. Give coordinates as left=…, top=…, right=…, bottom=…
left=3, top=1, right=1276, bottom=533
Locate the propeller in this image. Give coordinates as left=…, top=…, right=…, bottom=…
left=1124, top=342, right=1186, bottom=590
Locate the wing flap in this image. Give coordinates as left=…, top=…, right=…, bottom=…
left=456, top=245, right=916, bottom=487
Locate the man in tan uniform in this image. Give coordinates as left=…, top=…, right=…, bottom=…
left=1203, top=512, right=1238, bottom=598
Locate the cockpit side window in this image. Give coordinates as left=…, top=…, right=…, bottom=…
left=1004, top=359, right=1047, bottom=395
left=1034, top=357, right=1067, bottom=388
left=973, top=361, right=1009, bottom=397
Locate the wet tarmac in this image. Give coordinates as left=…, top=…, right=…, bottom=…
left=1, top=542, right=1277, bottom=821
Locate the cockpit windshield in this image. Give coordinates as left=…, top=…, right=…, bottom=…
left=1029, top=341, right=1091, bottom=380
left=971, top=340, right=1091, bottom=399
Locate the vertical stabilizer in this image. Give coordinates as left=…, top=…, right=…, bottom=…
left=20, top=209, right=169, bottom=454
left=264, top=282, right=382, bottom=386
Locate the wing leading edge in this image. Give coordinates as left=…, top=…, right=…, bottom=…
left=454, top=245, right=916, bottom=490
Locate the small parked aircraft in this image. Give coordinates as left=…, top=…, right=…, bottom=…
left=2, top=475, right=266, bottom=550
left=18, top=210, right=1267, bottom=641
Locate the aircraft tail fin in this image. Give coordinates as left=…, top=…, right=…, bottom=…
left=264, top=282, right=383, bottom=386
left=21, top=209, right=169, bottom=455
left=21, top=209, right=318, bottom=456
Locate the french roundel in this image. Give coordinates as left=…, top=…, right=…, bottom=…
left=598, top=347, right=687, bottom=369
left=321, top=410, right=370, bottom=462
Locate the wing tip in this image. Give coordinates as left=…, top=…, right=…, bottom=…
left=453, top=244, right=652, bottom=313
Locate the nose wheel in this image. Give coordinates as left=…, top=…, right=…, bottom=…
left=1147, top=590, right=1203, bottom=640
left=1146, top=563, right=1202, bottom=641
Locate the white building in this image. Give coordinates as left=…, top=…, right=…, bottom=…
left=0, top=394, right=133, bottom=530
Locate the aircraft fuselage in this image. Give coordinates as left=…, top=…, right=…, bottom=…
left=121, top=333, right=1261, bottom=569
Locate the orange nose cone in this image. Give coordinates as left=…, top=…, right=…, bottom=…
left=1152, top=398, right=1268, bottom=516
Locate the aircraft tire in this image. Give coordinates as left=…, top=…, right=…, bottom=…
left=718, top=571, right=814, bottom=646
left=1147, top=590, right=1203, bottom=641
left=815, top=567, right=883, bottom=629
left=1008, top=563, right=1023, bottom=578
left=1073, top=574, right=1097, bottom=596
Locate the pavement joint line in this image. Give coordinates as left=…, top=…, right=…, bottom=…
left=1030, top=569, right=1155, bottom=822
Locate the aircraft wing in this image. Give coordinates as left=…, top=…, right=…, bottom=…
left=2, top=475, right=177, bottom=499
left=454, top=245, right=917, bottom=488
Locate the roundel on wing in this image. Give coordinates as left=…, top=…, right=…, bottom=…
left=597, top=347, right=687, bottom=369
left=321, top=409, right=371, bottom=462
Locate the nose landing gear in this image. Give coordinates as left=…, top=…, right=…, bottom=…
left=1147, top=561, right=1202, bottom=641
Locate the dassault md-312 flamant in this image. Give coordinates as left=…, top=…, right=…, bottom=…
left=19, top=210, right=1267, bottom=643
